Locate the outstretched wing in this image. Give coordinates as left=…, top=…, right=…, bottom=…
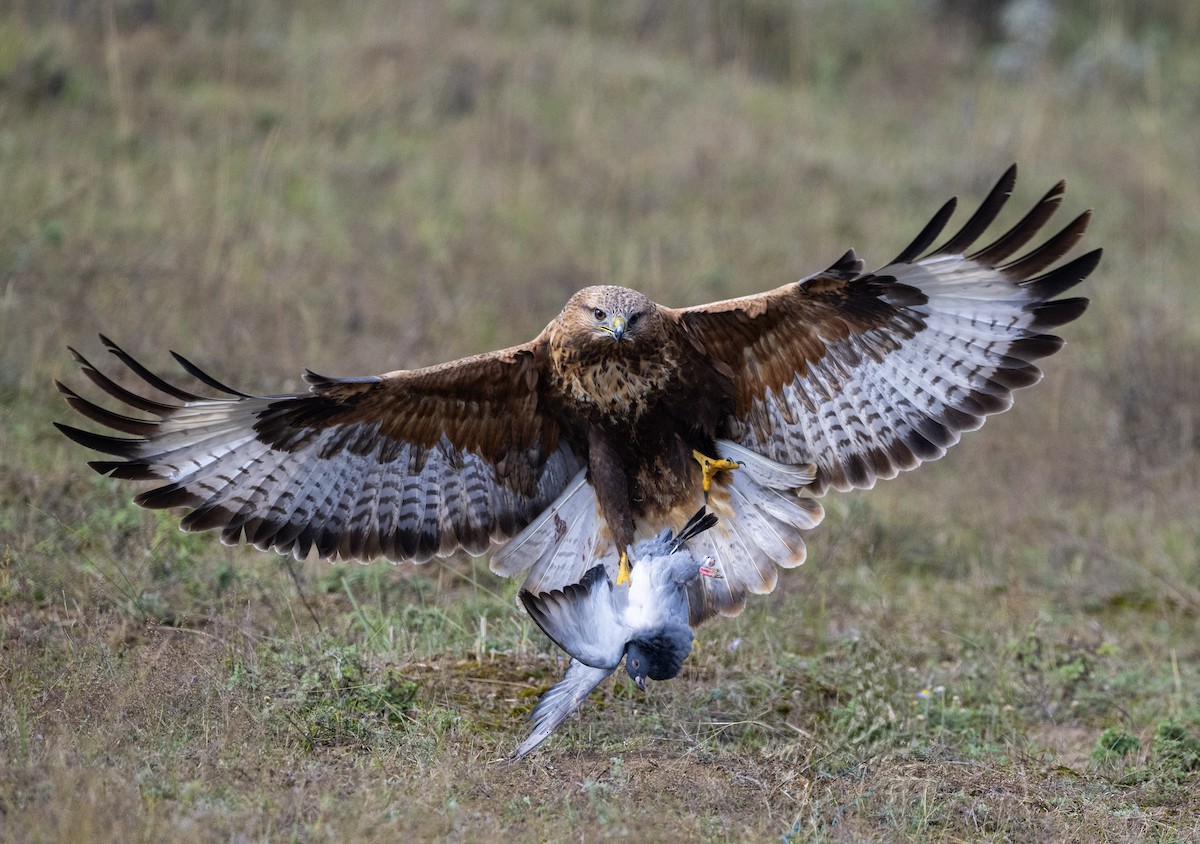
left=668, top=165, right=1101, bottom=494
left=512, top=659, right=614, bottom=759
left=55, top=336, right=582, bottom=562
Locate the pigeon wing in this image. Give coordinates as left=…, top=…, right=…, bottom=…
left=512, top=659, right=614, bottom=759
left=519, top=564, right=630, bottom=669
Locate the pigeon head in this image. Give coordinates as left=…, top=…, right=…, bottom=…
left=624, top=622, right=694, bottom=691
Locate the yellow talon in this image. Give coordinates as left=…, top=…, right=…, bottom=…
left=616, top=549, right=631, bottom=586
left=692, top=449, right=740, bottom=494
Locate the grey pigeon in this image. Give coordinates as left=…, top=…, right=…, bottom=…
left=513, top=508, right=719, bottom=758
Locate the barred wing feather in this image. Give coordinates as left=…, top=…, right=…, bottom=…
left=672, top=165, right=1100, bottom=496
left=55, top=337, right=582, bottom=563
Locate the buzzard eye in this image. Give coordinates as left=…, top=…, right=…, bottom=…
left=592, top=308, right=607, bottom=321
left=628, top=313, right=641, bottom=326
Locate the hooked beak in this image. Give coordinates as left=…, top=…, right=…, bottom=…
left=635, top=675, right=646, bottom=692
left=609, top=315, right=626, bottom=341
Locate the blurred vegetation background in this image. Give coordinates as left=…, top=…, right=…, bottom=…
left=1, top=1, right=1198, bottom=841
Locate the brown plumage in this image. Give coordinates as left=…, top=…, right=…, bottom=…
left=56, top=165, right=1100, bottom=623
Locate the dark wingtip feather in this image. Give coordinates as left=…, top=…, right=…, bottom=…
left=65, top=348, right=179, bottom=414
left=1021, top=248, right=1103, bottom=300
left=933, top=164, right=1017, bottom=257
left=58, top=387, right=158, bottom=436
left=170, top=351, right=253, bottom=398
left=134, top=483, right=203, bottom=510
left=989, top=360, right=1044, bottom=389
left=1028, top=297, right=1090, bottom=329
left=100, top=336, right=206, bottom=402
left=180, top=503, right=237, bottom=533
left=889, top=196, right=958, bottom=265
left=1000, top=212, right=1092, bottom=280
left=968, top=180, right=1066, bottom=266
left=54, top=422, right=143, bottom=457
left=1007, top=335, right=1066, bottom=361
left=86, top=459, right=158, bottom=480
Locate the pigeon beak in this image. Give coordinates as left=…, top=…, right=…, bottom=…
left=635, top=675, right=646, bottom=692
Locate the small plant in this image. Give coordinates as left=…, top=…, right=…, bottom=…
left=1092, top=727, right=1139, bottom=764
left=273, top=644, right=419, bottom=750
left=1012, top=633, right=1102, bottom=719
left=1153, top=722, right=1200, bottom=774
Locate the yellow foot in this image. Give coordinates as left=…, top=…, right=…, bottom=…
left=691, top=449, right=740, bottom=494
left=616, top=549, right=631, bottom=586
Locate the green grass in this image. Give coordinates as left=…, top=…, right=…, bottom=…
left=2, top=1, right=1199, bottom=840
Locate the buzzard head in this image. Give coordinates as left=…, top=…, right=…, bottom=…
left=559, top=286, right=663, bottom=353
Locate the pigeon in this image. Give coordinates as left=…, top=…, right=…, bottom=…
left=513, top=507, right=720, bottom=758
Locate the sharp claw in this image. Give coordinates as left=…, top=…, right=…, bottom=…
left=691, top=449, right=740, bottom=494
left=616, top=549, right=631, bottom=586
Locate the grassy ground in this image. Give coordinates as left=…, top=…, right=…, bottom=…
left=2, top=1, right=1199, bottom=840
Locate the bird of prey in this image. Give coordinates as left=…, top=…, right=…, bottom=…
left=56, top=165, right=1099, bottom=630
left=513, top=507, right=719, bottom=759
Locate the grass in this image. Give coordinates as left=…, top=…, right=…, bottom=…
left=2, top=1, right=1199, bottom=840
